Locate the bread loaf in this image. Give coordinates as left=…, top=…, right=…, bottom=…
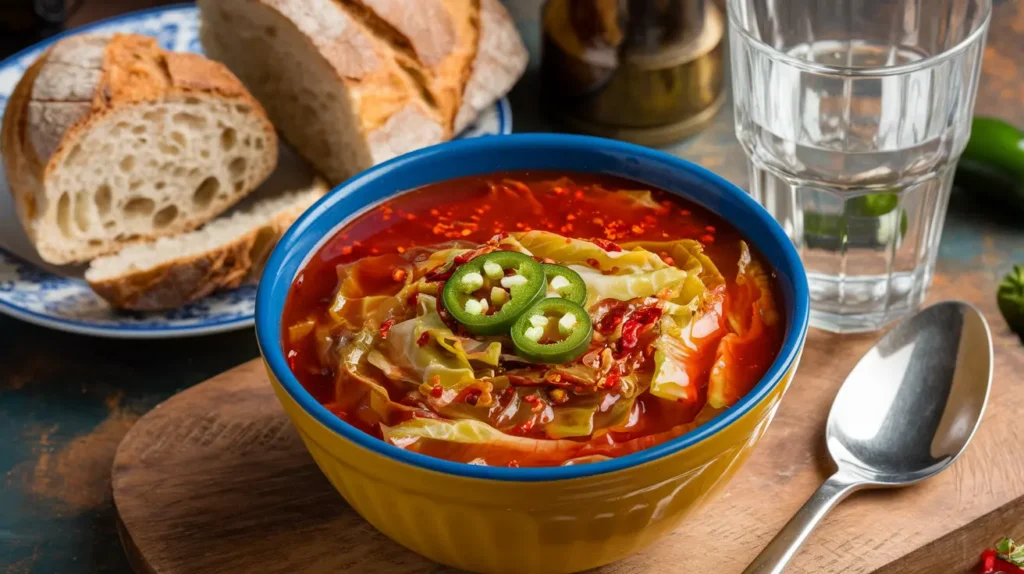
left=198, top=0, right=527, bottom=185
left=1, top=33, right=279, bottom=265
left=85, top=174, right=328, bottom=311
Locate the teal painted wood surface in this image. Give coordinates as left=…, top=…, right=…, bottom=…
left=3, top=0, right=1024, bottom=572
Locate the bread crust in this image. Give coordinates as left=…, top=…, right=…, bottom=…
left=454, top=0, right=528, bottom=133
left=86, top=179, right=327, bottom=311
left=198, top=0, right=524, bottom=182
left=1, top=33, right=279, bottom=264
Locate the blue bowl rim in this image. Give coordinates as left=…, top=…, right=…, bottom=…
left=256, top=133, right=810, bottom=482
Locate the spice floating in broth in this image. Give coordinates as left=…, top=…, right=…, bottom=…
left=282, top=172, right=783, bottom=467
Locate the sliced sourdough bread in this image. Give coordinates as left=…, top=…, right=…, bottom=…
left=1, top=33, right=279, bottom=265
left=85, top=169, right=328, bottom=311
left=197, top=0, right=526, bottom=185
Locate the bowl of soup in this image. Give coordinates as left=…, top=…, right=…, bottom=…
left=256, top=134, right=809, bottom=574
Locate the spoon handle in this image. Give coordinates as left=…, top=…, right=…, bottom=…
left=743, top=472, right=863, bottom=574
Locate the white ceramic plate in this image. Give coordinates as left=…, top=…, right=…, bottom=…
left=0, top=4, right=512, bottom=339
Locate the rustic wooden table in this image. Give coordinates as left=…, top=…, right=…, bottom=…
left=2, top=1, right=1023, bottom=573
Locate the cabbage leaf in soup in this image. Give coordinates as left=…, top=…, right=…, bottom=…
left=312, top=227, right=779, bottom=466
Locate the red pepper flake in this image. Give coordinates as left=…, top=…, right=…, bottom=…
left=392, top=268, right=407, bottom=282
left=470, top=214, right=481, bottom=222
left=586, top=258, right=601, bottom=268
left=700, top=234, right=715, bottom=244
left=618, top=306, right=663, bottom=357
left=461, top=228, right=473, bottom=237
left=370, top=247, right=380, bottom=255
left=705, top=225, right=716, bottom=233
left=432, top=224, right=444, bottom=235
left=564, top=237, right=572, bottom=244
left=430, top=385, right=443, bottom=398
left=515, top=222, right=524, bottom=229
left=379, top=319, right=395, bottom=340
left=559, top=224, right=574, bottom=233
left=663, top=256, right=675, bottom=266
left=340, top=246, right=353, bottom=256
left=566, top=213, right=577, bottom=221
left=341, top=234, right=350, bottom=240
left=397, top=246, right=406, bottom=254
left=574, top=190, right=584, bottom=200
left=430, top=208, right=440, bottom=216
left=597, top=307, right=627, bottom=333
left=600, top=372, right=620, bottom=389
left=416, top=332, right=431, bottom=347
left=286, top=349, right=298, bottom=371
left=680, top=209, right=691, bottom=216
left=644, top=215, right=657, bottom=224
left=592, top=217, right=604, bottom=226
left=662, top=232, right=670, bottom=239
left=507, top=460, right=520, bottom=468
left=631, top=224, right=644, bottom=235
left=590, top=238, right=623, bottom=252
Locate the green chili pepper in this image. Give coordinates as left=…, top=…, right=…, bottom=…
left=541, top=263, right=587, bottom=306
left=956, top=117, right=1024, bottom=213
left=998, top=265, right=1024, bottom=338
left=511, top=298, right=593, bottom=364
left=442, top=251, right=544, bottom=335
left=803, top=192, right=909, bottom=250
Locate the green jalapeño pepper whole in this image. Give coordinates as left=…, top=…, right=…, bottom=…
left=541, top=263, right=587, bottom=306
left=442, top=251, right=544, bottom=335
left=956, top=117, right=1024, bottom=213
left=511, top=298, right=593, bottom=364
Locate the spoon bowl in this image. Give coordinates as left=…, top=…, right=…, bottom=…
left=745, top=301, right=993, bottom=574
left=827, top=301, right=993, bottom=485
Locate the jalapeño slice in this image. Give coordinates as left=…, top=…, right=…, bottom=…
left=541, top=263, right=587, bottom=306
left=442, top=251, right=544, bottom=335
left=511, top=298, right=593, bottom=364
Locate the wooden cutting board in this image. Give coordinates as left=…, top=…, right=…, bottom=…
left=111, top=276, right=1024, bottom=574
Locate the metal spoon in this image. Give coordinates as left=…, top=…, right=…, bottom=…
left=744, top=301, right=993, bottom=574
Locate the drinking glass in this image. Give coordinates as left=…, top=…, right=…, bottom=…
left=729, top=0, right=991, bottom=333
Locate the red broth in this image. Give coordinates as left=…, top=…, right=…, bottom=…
left=282, top=172, right=784, bottom=467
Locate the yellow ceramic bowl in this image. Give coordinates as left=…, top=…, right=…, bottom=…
left=256, top=135, right=810, bottom=574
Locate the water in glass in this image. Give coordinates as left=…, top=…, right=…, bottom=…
left=729, top=0, right=991, bottom=332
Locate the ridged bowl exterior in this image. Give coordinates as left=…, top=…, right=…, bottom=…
left=256, top=134, right=810, bottom=574
left=265, top=361, right=797, bottom=574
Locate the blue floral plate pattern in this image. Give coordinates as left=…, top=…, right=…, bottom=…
left=0, top=4, right=512, bottom=339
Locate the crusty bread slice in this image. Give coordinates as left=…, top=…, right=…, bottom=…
left=197, top=0, right=526, bottom=185
left=84, top=171, right=328, bottom=311
left=1, top=33, right=279, bottom=265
